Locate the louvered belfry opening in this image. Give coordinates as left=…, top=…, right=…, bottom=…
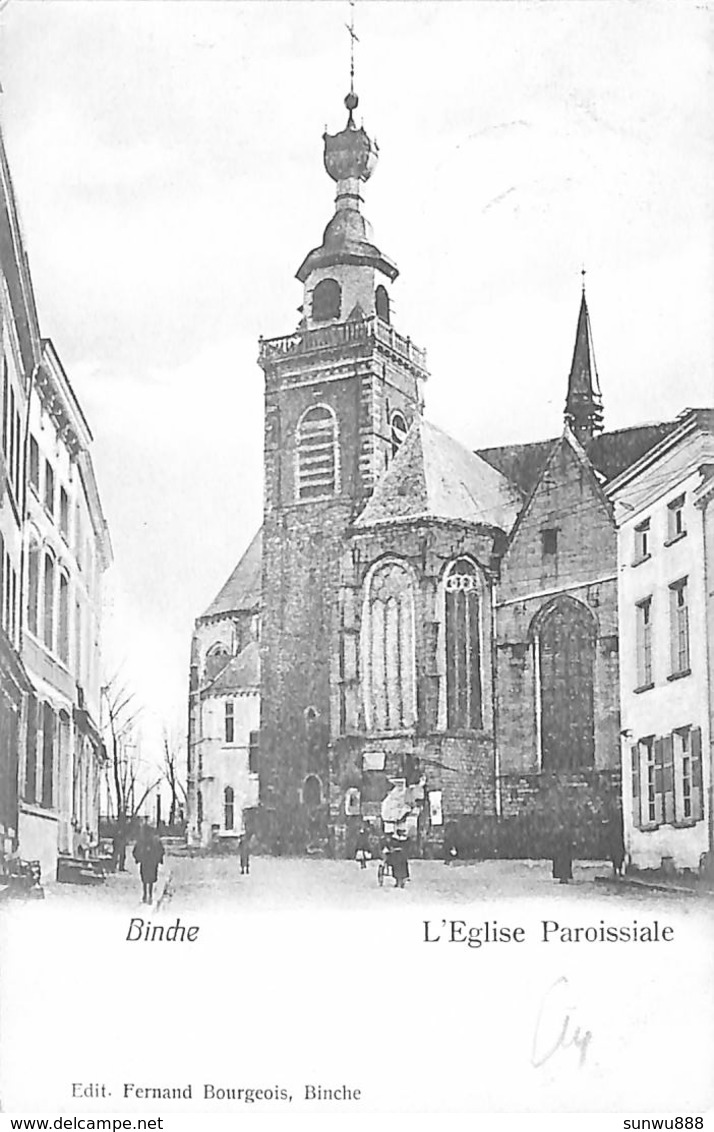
left=297, top=405, right=338, bottom=500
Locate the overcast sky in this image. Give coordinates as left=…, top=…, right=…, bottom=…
left=1, top=1, right=712, bottom=762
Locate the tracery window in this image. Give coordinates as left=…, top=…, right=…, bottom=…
left=444, top=558, right=482, bottom=730
left=361, top=559, right=417, bottom=732
left=535, top=596, right=596, bottom=771
left=296, top=404, right=339, bottom=501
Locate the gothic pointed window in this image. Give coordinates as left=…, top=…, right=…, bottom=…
left=312, top=278, right=341, bottom=322
left=444, top=558, right=483, bottom=730
left=535, top=596, right=596, bottom=771
left=296, top=404, right=339, bottom=500
left=361, top=559, right=417, bottom=732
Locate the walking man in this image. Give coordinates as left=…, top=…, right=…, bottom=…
left=133, top=823, right=165, bottom=904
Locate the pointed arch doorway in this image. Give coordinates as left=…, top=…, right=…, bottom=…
left=535, top=597, right=596, bottom=771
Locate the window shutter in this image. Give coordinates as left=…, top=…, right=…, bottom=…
left=691, top=726, right=704, bottom=822
left=662, top=734, right=675, bottom=824
left=631, top=744, right=641, bottom=829
left=654, top=738, right=665, bottom=825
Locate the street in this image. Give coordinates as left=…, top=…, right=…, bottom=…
left=42, top=850, right=714, bottom=915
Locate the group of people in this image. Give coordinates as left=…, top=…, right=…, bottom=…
left=356, top=826, right=411, bottom=888
left=131, top=824, right=252, bottom=903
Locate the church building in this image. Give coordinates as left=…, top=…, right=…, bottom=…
left=188, top=85, right=683, bottom=860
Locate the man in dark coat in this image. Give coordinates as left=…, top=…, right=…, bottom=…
left=239, top=832, right=252, bottom=876
left=390, top=833, right=410, bottom=888
left=133, top=824, right=164, bottom=904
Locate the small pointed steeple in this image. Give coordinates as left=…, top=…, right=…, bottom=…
left=564, top=277, right=604, bottom=444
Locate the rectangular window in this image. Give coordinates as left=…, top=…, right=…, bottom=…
left=60, top=488, right=70, bottom=541
left=669, top=578, right=690, bottom=675
left=12, top=407, right=21, bottom=497
left=41, top=703, right=55, bottom=808
left=1, top=358, right=8, bottom=457
left=674, top=728, right=693, bottom=821
left=29, top=436, right=40, bottom=493
left=24, top=696, right=38, bottom=804
left=44, top=460, right=55, bottom=516
left=541, top=528, right=558, bottom=557
left=224, top=701, right=235, bottom=744
left=634, top=519, right=650, bottom=563
left=667, top=495, right=686, bottom=543
left=635, top=597, right=653, bottom=688
left=249, top=731, right=260, bottom=775
left=640, top=736, right=662, bottom=826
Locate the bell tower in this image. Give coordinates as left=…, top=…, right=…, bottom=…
left=257, top=86, right=429, bottom=852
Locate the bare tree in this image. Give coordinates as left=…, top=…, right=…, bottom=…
left=101, top=674, right=160, bottom=826
left=162, top=731, right=187, bottom=827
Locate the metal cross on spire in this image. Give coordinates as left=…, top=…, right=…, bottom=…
left=346, top=0, right=359, bottom=96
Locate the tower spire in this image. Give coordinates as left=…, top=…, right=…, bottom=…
left=564, top=279, right=604, bottom=445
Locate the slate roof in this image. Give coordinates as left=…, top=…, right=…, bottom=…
left=203, top=640, right=260, bottom=696
left=477, top=421, right=679, bottom=496
left=354, top=418, right=522, bottom=531
left=200, top=528, right=262, bottom=620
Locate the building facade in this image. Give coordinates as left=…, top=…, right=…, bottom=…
left=0, top=129, right=39, bottom=861
left=607, top=410, right=714, bottom=872
left=187, top=530, right=261, bottom=848
left=188, top=86, right=704, bottom=862
left=17, top=339, right=111, bottom=882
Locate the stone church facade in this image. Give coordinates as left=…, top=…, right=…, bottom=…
left=188, top=88, right=680, bottom=859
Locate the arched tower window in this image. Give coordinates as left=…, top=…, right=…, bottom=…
left=312, top=278, right=341, bottom=322
left=224, top=786, right=235, bottom=830
left=361, top=559, right=417, bottom=732
left=296, top=404, right=339, bottom=500
left=375, top=284, right=391, bottom=324
left=534, top=596, right=596, bottom=771
left=444, top=558, right=483, bottom=730
left=389, top=410, right=408, bottom=458
left=303, top=774, right=322, bottom=808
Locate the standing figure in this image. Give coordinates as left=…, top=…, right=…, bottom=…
left=390, top=833, right=410, bottom=889
left=355, top=825, right=370, bottom=870
left=239, top=831, right=252, bottom=876
left=133, top=824, right=165, bottom=904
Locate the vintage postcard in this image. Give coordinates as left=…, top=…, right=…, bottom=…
left=0, top=0, right=712, bottom=1122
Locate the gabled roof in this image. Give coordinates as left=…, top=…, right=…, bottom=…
left=203, top=640, right=260, bottom=696
left=477, top=421, right=678, bottom=495
left=200, top=528, right=262, bottom=620
left=354, top=418, right=522, bottom=532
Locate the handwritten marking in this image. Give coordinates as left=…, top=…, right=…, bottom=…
left=531, top=976, right=592, bottom=1069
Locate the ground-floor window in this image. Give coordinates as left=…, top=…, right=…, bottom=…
left=631, top=726, right=703, bottom=829
left=224, top=786, right=234, bottom=830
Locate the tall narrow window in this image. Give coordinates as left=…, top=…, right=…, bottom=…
left=643, top=736, right=658, bottom=825
left=24, top=695, right=38, bottom=804
left=60, top=488, right=70, bottom=541
left=635, top=596, right=653, bottom=688
left=444, top=558, right=482, bottom=730
left=296, top=405, right=338, bottom=500
left=669, top=578, right=690, bottom=676
left=41, top=702, right=55, bottom=808
left=58, top=573, right=70, bottom=664
left=224, top=786, right=235, bottom=831
left=27, top=544, right=40, bottom=637
left=224, top=701, right=235, bottom=744
left=44, top=461, right=55, bottom=517
left=1, top=359, right=7, bottom=457
left=634, top=519, right=650, bottom=563
left=541, top=528, right=558, bottom=557
left=667, top=495, right=686, bottom=543
left=43, top=554, right=55, bottom=651
left=312, top=278, right=341, bottom=322
left=375, top=284, right=391, bottom=324
left=361, top=559, right=417, bottom=732
left=29, top=436, right=40, bottom=493
left=0, top=534, right=4, bottom=630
